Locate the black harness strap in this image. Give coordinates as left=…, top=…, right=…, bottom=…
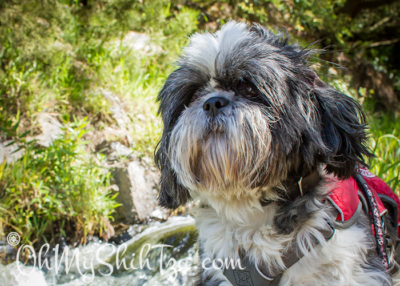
left=260, top=170, right=321, bottom=207
left=355, top=173, right=389, bottom=270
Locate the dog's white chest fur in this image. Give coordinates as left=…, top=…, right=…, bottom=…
left=194, top=197, right=390, bottom=286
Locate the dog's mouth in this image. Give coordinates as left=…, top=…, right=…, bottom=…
left=204, top=114, right=228, bottom=135
left=192, top=132, right=241, bottom=189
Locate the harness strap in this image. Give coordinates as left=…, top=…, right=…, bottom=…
left=223, top=219, right=335, bottom=286
left=281, top=170, right=321, bottom=202
left=355, top=173, right=389, bottom=270
left=260, top=170, right=321, bottom=206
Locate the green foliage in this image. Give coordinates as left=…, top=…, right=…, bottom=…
left=0, top=117, right=118, bottom=245
left=0, top=0, right=199, bottom=246
left=368, top=114, right=400, bottom=192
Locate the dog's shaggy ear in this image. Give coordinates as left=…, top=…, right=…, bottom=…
left=154, top=67, right=205, bottom=209
left=308, top=71, right=373, bottom=178
left=155, top=143, right=191, bottom=209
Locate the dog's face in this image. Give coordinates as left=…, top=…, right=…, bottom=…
left=155, top=22, right=371, bottom=209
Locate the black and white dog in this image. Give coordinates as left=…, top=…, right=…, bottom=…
left=155, top=21, right=398, bottom=285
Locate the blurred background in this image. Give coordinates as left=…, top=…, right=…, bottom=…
left=0, top=0, right=399, bottom=285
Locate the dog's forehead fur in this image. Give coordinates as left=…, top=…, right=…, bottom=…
left=184, top=22, right=295, bottom=78
left=180, top=22, right=312, bottom=103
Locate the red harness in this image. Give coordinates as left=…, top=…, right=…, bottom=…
left=223, top=169, right=399, bottom=286
left=326, top=168, right=400, bottom=271
left=328, top=168, right=400, bottom=232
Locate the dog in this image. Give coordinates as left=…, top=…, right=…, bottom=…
left=155, top=21, right=399, bottom=285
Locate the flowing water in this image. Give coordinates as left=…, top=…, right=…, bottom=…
left=1, top=216, right=200, bottom=286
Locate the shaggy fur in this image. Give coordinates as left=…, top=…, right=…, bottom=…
left=155, top=21, right=394, bottom=285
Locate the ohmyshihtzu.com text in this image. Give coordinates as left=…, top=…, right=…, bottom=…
left=15, top=243, right=245, bottom=282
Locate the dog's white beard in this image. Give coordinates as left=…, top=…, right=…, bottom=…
left=168, top=98, right=275, bottom=198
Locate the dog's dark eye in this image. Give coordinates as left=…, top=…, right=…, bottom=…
left=238, top=81, right=259, bottom=98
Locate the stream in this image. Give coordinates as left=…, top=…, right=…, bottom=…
left=1, top=216, right=200, bottom=286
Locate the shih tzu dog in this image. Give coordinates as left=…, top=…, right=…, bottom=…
left=155, top=21, right=399, bottom=285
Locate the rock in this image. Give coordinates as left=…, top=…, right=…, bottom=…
left=115, top=31, right=163, bottom=54
left=150, top=209, right=164, bottom=220
left=0, top=141, right=25, bottom=164
left=0, top=261, right=47, bottom=286
left=0, top=113, right=63, bottom=164
left=104, top=216, right=196, bottom=270
left=96, top=140, right=134, bottom=162
left=127, top=161, right=153, bottom=220
left=101, top=89, right=132, bottom=130
left=112, top=168, right=138, bottom=224
left=123, top=32, right=152, bottom=52
left=36, top=113, right=63, bottom=147
left=87, top=127, right=133, bottom=156
left=0, top=238, right=17, bottom=264
left=110, top=142, right=133, bottom=157
left=112, top=160, right=161, bottom=223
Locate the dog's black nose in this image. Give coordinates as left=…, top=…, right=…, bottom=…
left=203, top=96, right=229, bottom=117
